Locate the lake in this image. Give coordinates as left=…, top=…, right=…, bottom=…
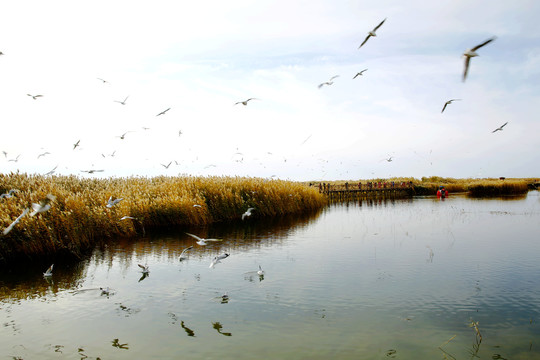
left=1, top=191, right=539, bottom=359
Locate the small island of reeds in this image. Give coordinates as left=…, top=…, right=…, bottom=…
left=0, top=173, right=326, bottom=264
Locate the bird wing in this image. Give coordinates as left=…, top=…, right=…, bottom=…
left=373, top=18, right=386, bottom=31
left=359, top=34, right=371, bottom=48
left=329, top=75, right=339, bottom=81
left=462, top=57, right=471, bottom=82
left=501, top=122, right=508, bottom=128
left=441, top=103, right=448, bottom=113
left=138, top=264, right=147, bottom=270
left=185, top=232, right=203, bottom=241
left=471, top=37, right=496, bottom=51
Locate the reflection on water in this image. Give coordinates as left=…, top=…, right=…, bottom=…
left=1, top=193, right=540, bottom=359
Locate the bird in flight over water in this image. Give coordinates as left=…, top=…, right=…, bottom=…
left=492, top=122, right=508, bottom=133
left=462, top=37, right=496, bottom=82
left=318, top=75, right=339, bottom=89
left=235, top=98, right=258, bottom=106
left=358, top=18, right=386, bottom=49
left=156, top=108, right=171, bottom=116
left=114, top=96, right=129, bottom=105
left=441, top=99, right=461, bottom=113
left=353, top=69, right=368, bottom=79
left=27, top=94, right=43, bottom=100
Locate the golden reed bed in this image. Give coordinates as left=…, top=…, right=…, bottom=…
left=0, top=173, right=326, bottom=263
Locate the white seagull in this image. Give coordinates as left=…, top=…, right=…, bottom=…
left=353, top=69, right=368, bottom=79
left=257, top=265, right=265, bottom=276
left=114, top=96, right=129, bottom=105
left=73, top=140, right=81, bottom=150
left=30, top=194, right=56, bottom=216
left=3, top=208, right=29, bottom=235
left=1, top=189, right=19, bottom=199
left=492, top=122, right=508, bottom=133
left=106, top=196, right=124, bottom=208
left=43, top=264, right=54, bottom=277
left=119, top=216, right=137, bottom=221
left=156, top=108, right=170, bottom=116
left=185, top=232, right=222, bottom=245
left=97, top=78, right=109, bottom=84
left=179, top=246, right=193, bottom=261
left=441, top=99, right=461, bottom=113
left=462, top=37, right=496, bottom=82
left=235, top=98, right=258, bottom=106
left=318, top=75, right=339, bottom=89
left=27, top=94, right=43, bottom=100
left=242, top=207, right=255, bottom=220
left=358, top=18, right=386, bottom=49
left=209, top=253, right=230, bottom=268
left=138, top=264, right=149, bottom=273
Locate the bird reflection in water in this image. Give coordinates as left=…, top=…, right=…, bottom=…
left=181, top=321, right=195, bottom=337
left=111, top=338, right=129, bottom=349
left=212, top=322, right=232, bottom=336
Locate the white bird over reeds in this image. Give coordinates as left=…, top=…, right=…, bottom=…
left=318, top=75, right=339, bottom=89
left=235, top=98, right=258, bottom=106
left=441, top=99, right=461, bottom=113
left=185, top=232, right=222, bottom=245
left=43, top=264, right=54, bottom=277
left=114, top=96, right=130, bottom=105
left=1, top=189, right=19, bottom=199
left=209, top=253, right=230, bottom=268
left=2, top=208, right=29, bottom=235
left=119, top=216, right=137, bottom=221
left=81, top=169, right=104, bottom=174
left=138, top=264, right=149, bottom=273
left=161, top=161, right=172, bottom=169
left=358, top=18, right=386, bottom=48
left=242, top=207, right=255, bottom=220
left=156, top=108, right=170, bottom=116
left=492, top=122, right=508, bottom=133
left=44, top=165, right=58, bottom=176
left=27, top=94, right=43, bottom=100
left=30, top=194, right=56, bottom=216
left=353, top=69, right=368, bottom=79
left=8, top=154, right=20, bottom=162
left=179, top=246, right=193, bottom=261
left=106, top=196, right=124, bottom=208
left=463, top=37, right=496, bottom=82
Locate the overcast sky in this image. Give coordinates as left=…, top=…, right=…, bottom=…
left=1, top=0, right=538, bottom=181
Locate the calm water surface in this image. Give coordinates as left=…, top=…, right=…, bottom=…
left=1, top=192, right=540, bottom=359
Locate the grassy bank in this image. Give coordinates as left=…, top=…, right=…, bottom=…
left=309, top=176, right=534, bottom=196
left=0, top=174, right=326, bottom=264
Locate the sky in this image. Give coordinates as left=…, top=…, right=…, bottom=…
left=1, top=0, right=539, bottom=181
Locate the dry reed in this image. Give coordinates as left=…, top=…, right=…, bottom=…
left=0, top=173, right=326, bottom=263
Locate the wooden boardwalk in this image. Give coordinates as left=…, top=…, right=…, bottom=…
left=319, top=183, right=415, bottom=199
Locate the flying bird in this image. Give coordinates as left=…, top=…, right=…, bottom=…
left=2, top=208, right=29, bottom=235
left=441, top=99, right=461, bottom=113
left=235, top=98, right=258, bottom=106
left=97, top=78, right=109, bottom=84
left=209, top=253, right=230, bottom=268
left=242, top=207, right=255, bottom=220
left=138, top=264, right=149, bottom=274
left=161, top=161, right=172, bottom=169
left=30, top=194, right=56, bottom=216
left=119, top=216, right=136, bottom=221
left=156, top=108, right=170, bottom=116
left=8, top=154, right=20, bottom=162
left=179, top=246, right=193, bottom=261
left=117, top=131, right=132, bottom=140
left=81, top=169, right=104, bottom=174
left=318, top=75, right=339, bottom=89
left=73, top=140, right=81, bottom=150
left=106, top=196, right=124, bottom=208
left=27, top=94, right=43, bottom=100
left=353, top=69, right=368, bottom=79
left=43, top=264, right=54, bottom=277
left=380, top=156, right=393, bottom=163
left=44, top=165, right=58, bottom=176
left=358, top=18, right=386, bottom=48
left=185, top=232, right=222, bottom=245
left=462, top=37, right=496, bottom=82
left=1, top=189, right=19, bottom=199
left=114, top=96, right=129, bottom=105
left=492, top=122, right=508, bottom=133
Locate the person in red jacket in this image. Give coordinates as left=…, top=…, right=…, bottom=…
left=437, top=186, right=449, bottom=199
